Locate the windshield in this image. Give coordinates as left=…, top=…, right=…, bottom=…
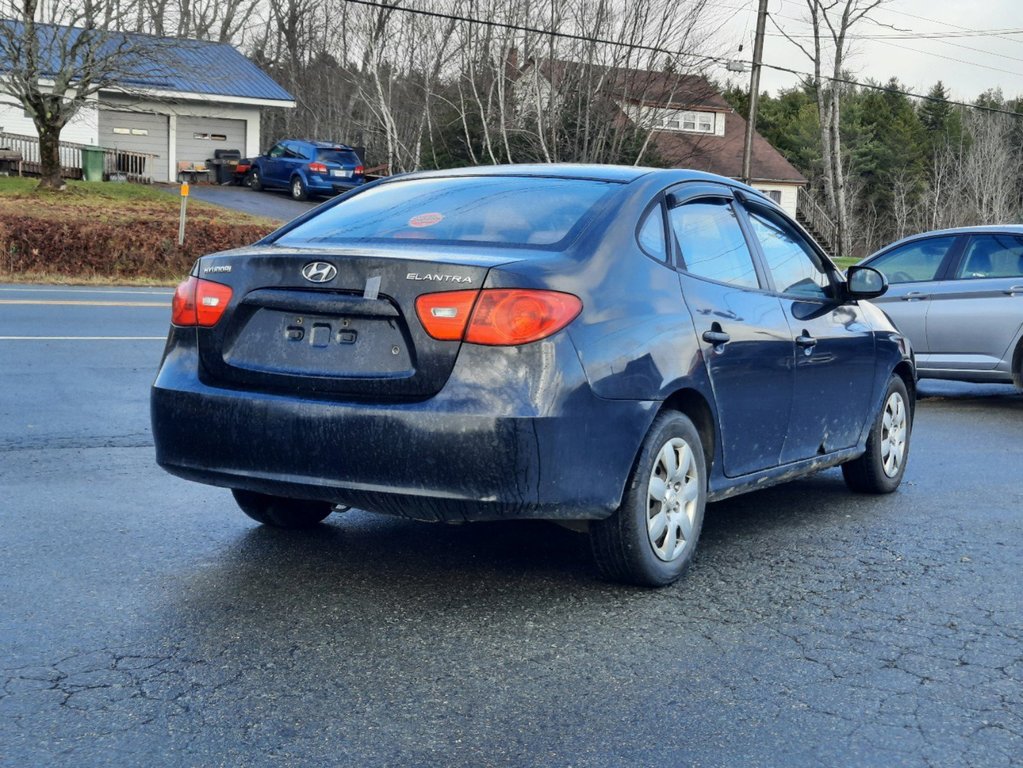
left=273, top=176, right=619, bottom=248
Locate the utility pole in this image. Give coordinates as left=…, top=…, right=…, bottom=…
left=741, top=0, right=770, bottom=184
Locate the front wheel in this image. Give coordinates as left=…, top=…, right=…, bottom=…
left=232, top=489, right=334, bottom=528
left=590, top=412, right=707, bottom=587
left=842, top=375, right=912, bottom=493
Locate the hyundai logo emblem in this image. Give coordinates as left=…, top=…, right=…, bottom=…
left=301, top=262, right=337, bottom=283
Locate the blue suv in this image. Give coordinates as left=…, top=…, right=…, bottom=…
left=249, top=140, right=365, bottom=200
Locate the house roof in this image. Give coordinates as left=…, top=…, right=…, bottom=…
left=527, top=59, right=731, bottom=112
left=0, top=23, right=294, bottom=104
left=520, top=57, right=805, bottom=184
left=652, top=110, right=807, bottom=184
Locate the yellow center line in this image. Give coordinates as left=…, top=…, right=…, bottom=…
left=0, top=299, right=168, bottom=307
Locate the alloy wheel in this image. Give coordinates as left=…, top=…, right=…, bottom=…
left=646, top=437, right=700, bottom=562
left=881, top=391, right=907, bottom=478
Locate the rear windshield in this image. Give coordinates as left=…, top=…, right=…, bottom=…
left=316, top=149, right=359, bottom=165
left=273, top=176, right=618, bottom=248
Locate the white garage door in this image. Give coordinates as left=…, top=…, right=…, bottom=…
left=97, top=110, right=169, bottom=182
left=176, top=116, right=247, bottom=170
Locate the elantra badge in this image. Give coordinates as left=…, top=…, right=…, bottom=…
left=302, top=262, right=337, bottom=283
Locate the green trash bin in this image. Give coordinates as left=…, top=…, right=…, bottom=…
left=81, top=146, right=105, bottom=182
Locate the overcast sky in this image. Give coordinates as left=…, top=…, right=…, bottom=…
left=704, top=0, right=1023, bottom=103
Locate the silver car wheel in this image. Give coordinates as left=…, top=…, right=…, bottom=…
left=647, top=437, right=700, bottom=562
left=881, top=391, right=907, bottom=478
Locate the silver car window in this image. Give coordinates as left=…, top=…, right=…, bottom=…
left=869, top=236, right=957, bottom=284
left=954, top=234, right=1023, bottom=279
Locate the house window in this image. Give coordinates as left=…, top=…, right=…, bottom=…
left=758, top=189, right=783, bottom=204
left=651, top=108, right=715, bottom=134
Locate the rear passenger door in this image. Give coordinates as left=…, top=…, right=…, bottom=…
left=280, top=141, right=310, bottom=181
left=667, top=184, right=794, bottom=477
left=926, top=233, right=1023, bottom=370
left=740, top=202, right=875, bottom=461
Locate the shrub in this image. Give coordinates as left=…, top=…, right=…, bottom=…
left=0, top=192, right=277, bottom=280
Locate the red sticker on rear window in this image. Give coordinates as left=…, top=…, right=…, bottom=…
left=409, top=212, right=444, bottom=228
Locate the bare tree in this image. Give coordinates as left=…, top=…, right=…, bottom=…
left=0, top=0, right=159, bottom=189
left=773, top=0, right=890, bottom=257
left=961, top=110, right=1022, bottom=224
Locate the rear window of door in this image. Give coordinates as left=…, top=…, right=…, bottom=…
left=668, top=199, right=760, bottom=289
left=745, top=207, right=833, bottom=299
left=954, top=234, right=1023, bottom=279
left=869, top=236, right=958, bottom=283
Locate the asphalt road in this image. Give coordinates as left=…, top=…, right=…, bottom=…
left=1, top=284, right=1021, bottom=767
left=158, top=183, right=320, bottom=221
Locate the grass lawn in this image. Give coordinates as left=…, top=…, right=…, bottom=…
left=0, top=177, right=279, bottom=284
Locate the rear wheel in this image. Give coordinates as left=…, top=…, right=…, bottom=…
left=590, top=412, right=707, bottom=587
left=232, top=489, right=333, bottom=528
left=842, top=375, right=911, bottom=493
left=249, top=168, right=263, bottom=191
left=290, top=176, right=309, bottom=201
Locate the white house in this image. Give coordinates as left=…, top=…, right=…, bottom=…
left=515, top=59, right=808, bottom=218
left=0, top=31, right=294, bottom=183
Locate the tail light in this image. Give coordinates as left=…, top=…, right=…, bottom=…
left=171, top=276, right=233, bottom=327
left=308, top=161, right=328, bottom=174
left=416, top=289, right=581, bottom=346
left=355, top=165, right=365, bottom=176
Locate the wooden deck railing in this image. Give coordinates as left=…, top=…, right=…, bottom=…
left=796, top=187, right=838, bottom=252
left=0, top=130, right=156, bottom=184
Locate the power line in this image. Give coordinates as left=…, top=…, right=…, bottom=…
left=339, top=0, right=1023, bottom=118
left=876, top=6, right=1023, bottom=48
left=868, top=38, right=1023, bottom=78
left=766, top=31, right=1023, bottom=73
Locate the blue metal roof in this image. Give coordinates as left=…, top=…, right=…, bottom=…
left=1, top=23, right=294, bottom=103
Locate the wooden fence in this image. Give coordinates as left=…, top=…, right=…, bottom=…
left=0, top=130, right=157, bottom=183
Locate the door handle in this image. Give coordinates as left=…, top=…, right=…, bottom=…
left=1004, top=285, right=1023, bottom=296
left=796, top=333, right=817, bottom=349
left=702, top=330, right=731, bottom=345
left=901, top=291, right=929, bottom=301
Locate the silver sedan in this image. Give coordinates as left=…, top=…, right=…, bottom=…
left=859, top=225, right=1023, bottom=390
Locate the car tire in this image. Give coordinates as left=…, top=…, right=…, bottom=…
left=842, top=374, right=912, bottom=494
left=249, top=168, right=263, bottom=191
left=290, top=176, right=309, bottom=201
left=231, top=489, right=333, bottom=528
left=590, top=411, right=707, bottom=587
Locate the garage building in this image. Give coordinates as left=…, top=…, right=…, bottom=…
left=0, top=34, right=295, bottom=183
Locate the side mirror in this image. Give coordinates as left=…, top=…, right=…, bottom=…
left=846, top=265, right=888, bottom=299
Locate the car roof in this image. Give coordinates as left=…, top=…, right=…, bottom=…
left=379, top=163, right=758, bottom=188
left=297, top=140, right=354, bottom=151
left=865, top=224, right=1023, bottom=260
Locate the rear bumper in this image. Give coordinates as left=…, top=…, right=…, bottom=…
left=152, top=333, right=657, bottom=522
left=304, top=176, right=362, bottom=195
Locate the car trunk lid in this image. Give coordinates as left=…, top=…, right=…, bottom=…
left=194, top=245, right=506, bottom=399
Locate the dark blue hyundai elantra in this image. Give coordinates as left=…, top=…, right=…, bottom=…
left=152, top=164, right=914, bottom=586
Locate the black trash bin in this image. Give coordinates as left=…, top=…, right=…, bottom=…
left=209, top=149, right=242, bottom=185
